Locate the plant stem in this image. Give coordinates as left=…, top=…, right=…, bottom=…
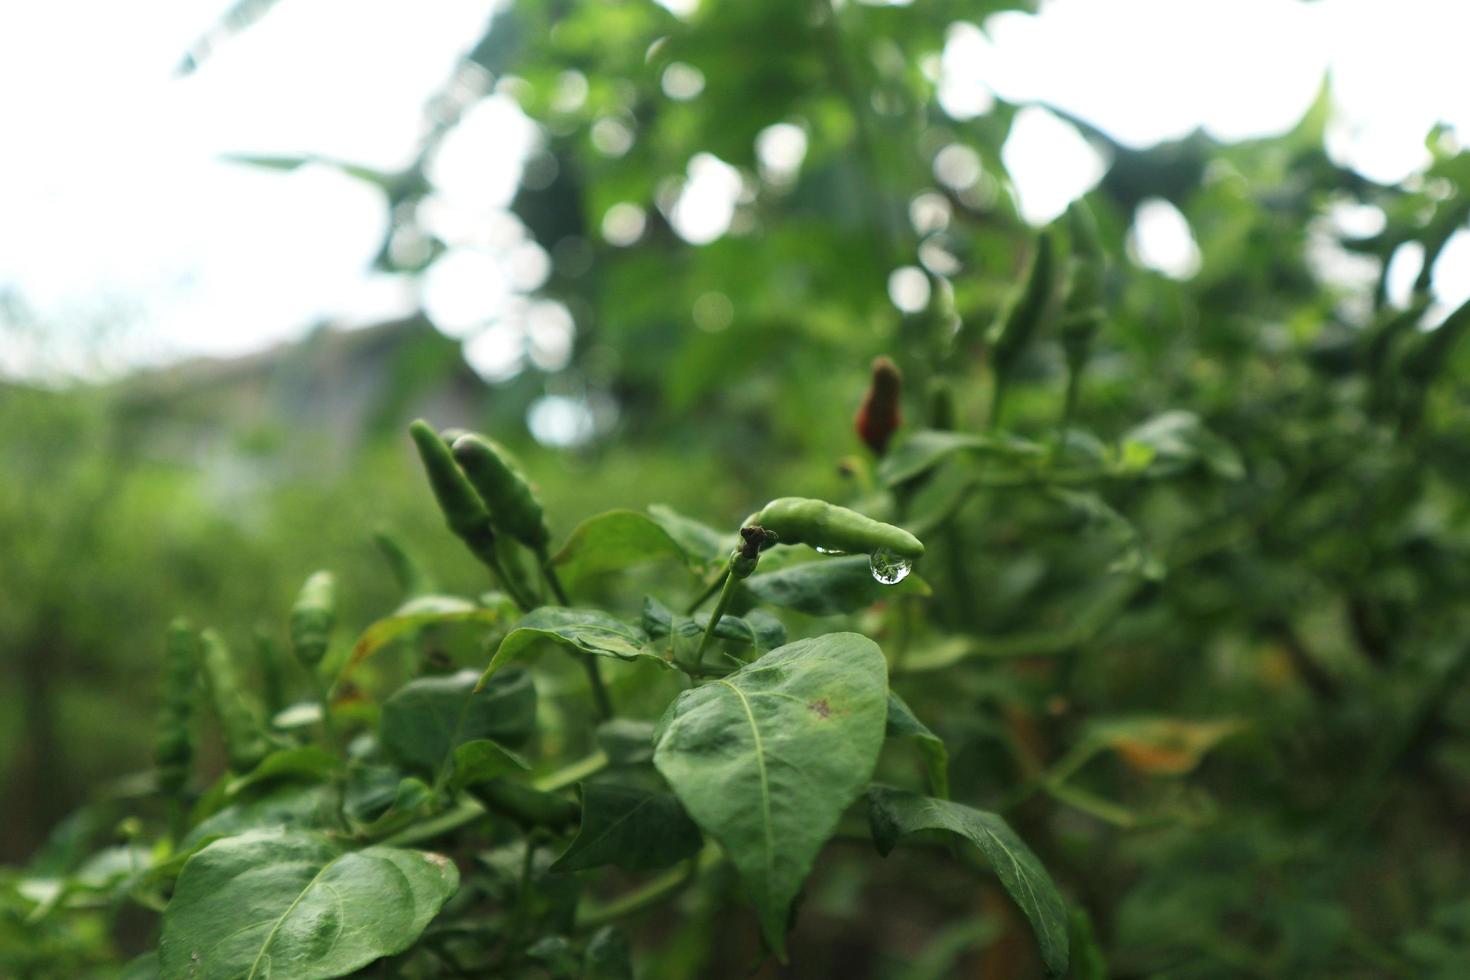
left=685, top=568, right=729, bottom=614
left=309, top=668, right=349, bottom=829
left=988, top=376, right=1008, bottom=431
left=310, top=670, right=341, bottom=753
left=694, top=570, right=741, bottom=664
left=483, top=548, right=536, bottom=613
left=539, top=549, right=571, bottom=606
left=536, top=749, right=608, bottom=793
left=534, top=547, right=613, bottom=719
left=580, top=659, right=614, bottom=720
left=499, top=836, right=540, bottom=967
left=378, top=751, right=608, bottom=847
left=574, top=846, right=719, bottom=932
left=1058, top=365, right=1082, bottom=444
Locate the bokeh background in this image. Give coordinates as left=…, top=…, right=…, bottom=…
left=6, top=0, right=1470, bottom=975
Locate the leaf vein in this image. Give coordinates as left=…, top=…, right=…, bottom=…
left=718, top=679, right=775, bottom=914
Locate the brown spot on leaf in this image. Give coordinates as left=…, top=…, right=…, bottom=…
left=809, top=697, right=832, bottom=719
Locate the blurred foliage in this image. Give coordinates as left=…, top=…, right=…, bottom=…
left=6, top=0, right=1470, bottom=976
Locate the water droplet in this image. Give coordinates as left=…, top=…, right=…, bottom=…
left=814, top=545, right=847, bottom=555
left=869, top=548, right=912, bottom=585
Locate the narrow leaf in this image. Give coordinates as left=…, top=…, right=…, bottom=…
left=867, top=786, right=1069, bottom=976
left=880, top=430, right=1045, bottom=486
left=476, top=608, right=673, bottom=689
left=885, top=692, right=950, bottom=799
left=450, top=739, right=531, bottom=790
left=225, top=747, right=340, bottom=800
left=343, top=598, right=504, bottom=677
left=646, top=504, right=730, bottom=565
left=551, top=510, right=701, bottom=587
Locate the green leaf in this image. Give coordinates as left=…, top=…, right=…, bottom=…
left=343, top=598, right=504, bottom=676
left=867, top=786, right=1069, bottom=976
left=551, top=782, right=702, bottom=873
left=1067, top=907, right=1108, bottom=980
left=595, top=719, right=656, bottom=767
left=879, top=430, right=1045, bottom=486
left=885, top=692, right=950, bottom=799
left=744, top=555, right=930, bottom=615
left=1120, top=411, right=1244, bottom=480
left=653, top=633, right=889, bottom=959
left=220, top=153, right=394, bottom=189
left=118, top=951, right=159, bottom=980
left=583, top=925, right=634, bottom=980
left=160, top=830, right=458, bottom=979
left=450, top=739, right=531, bottom=790
left=646, top=504, right=730, bottom=565
left=642, top=596, right=786, bottom=652
left=476, top=608, right=673, bottom=688
left=380, top=669, right=537, bottom=777
left=525, top=935, right=578, bottom=976
left=182, top=785, right=336, bottom=852
left=551, top=510, right=701, bottom=588
left=1065, top=716, right=1247, bottom=778
left=225, top=746, right=341, bottom=799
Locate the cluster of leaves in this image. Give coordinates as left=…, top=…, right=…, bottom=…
left=2, top=409, right=1108, bottom=977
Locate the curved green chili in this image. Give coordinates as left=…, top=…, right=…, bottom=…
left=990, top=230, right=1056, bottom=373
left=372, top=528, right=432, bottom=598
left=199, top=629, right=272, bottom=771
left=755, top=497, right=924, bottom=560
left=289, top=570, right=336, bottom=668
left=450, top=433, right=551, bottom=552
left=408, top=419, right=499, bottom=566
left=154, top=618, right=199, bottom=798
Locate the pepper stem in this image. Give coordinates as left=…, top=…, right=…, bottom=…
left=693, top=526, right=776, bottom=667
left=695, top=570, right=742, bottom=665
left=535, top=547, right=612, bottom=718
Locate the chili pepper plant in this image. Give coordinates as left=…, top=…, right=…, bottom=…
left=3, top=202, right=1242, bottom=979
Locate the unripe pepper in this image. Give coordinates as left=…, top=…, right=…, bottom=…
left=451, top=433, right=551, bottom=552
left=289, top=570, right=336, bottom=668
left=408, top=419, right=499, bottom=566
left=854, top=356, right=903, bottom=456
left=990, top=231, right=1056, bottom=376
left=154, top=618, right=199, bottom=797
left=1060, top=202, right=1105, bottom=371
left=927, top=377, right=956, bottom=431
left=731, top=525, right=779, bottom=579
left=373, top=528, right=432, bottom=598
left=200, top=629, right=272, bottom=771
left=755, top=497, right=924, bottom=560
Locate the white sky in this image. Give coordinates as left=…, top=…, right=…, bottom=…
left=2, top=0, right=1469, bottom=381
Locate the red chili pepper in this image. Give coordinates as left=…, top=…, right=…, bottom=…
left=855, top=356, right=903, bottom=455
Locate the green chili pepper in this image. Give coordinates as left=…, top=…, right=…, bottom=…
left=755, top=497, right=924, bottom=560
left=408, top=419, right=499, bottom=566
left=372, top=527, right=432, bottom=598
left=451, top=433, right=551, bottom=552
left=154, top=618, right=199, bottom=798
left=1060, top=203, right=1105, bottom=371
left=254, top=627, right=287, bottom=718
left=927, top=377, right=956, bottom=431
left=470, top=779, right=580, bottom=829
left=289, top=571, right=336, bottom=668
left=200, top=628, right=272, bottom=771
left=990, top=231, right=1056, bottom=376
